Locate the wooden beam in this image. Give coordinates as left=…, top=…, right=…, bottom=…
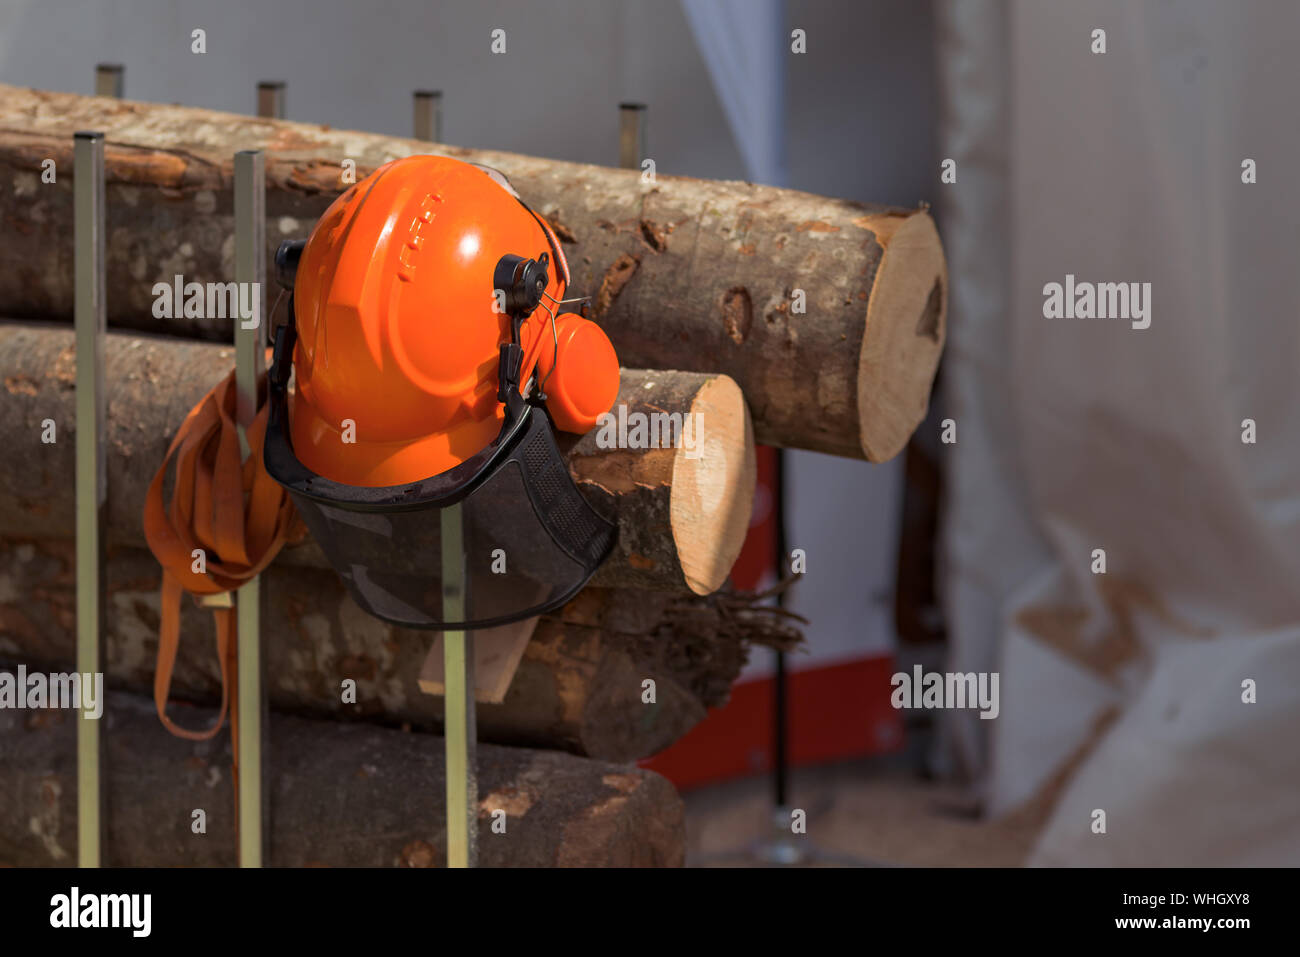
left=419, top=617, right=537, bottom=705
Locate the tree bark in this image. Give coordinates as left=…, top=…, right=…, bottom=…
left=0, top=84, right=946, bottom=461
left=0, top=538, right=801, bottom=762
left=0, top=321, right=753, bottom=595
left=0, top=684, right=684, bottom=867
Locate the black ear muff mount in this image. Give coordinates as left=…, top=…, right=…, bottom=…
left=494, top=252, right=551, bottom=407
left=494, top=252, right=550, bottom=318
left=276, top=239, right=306, bottom=291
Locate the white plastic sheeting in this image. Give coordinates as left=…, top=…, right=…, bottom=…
left=938, top=0, right=1300, bottom=865
left=679, top=0, right=787, bottom=187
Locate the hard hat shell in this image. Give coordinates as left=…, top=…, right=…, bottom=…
left=290, top=154, right=576, bottom=487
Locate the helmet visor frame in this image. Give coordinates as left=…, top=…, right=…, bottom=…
left=263, top=318, right=618, bottom=631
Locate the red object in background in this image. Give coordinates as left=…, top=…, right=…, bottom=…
left=729, top=445, right=779, bottom=591
left=640, top=657, right=904, bottom=791
left=640, top=445, right=903, bottom=792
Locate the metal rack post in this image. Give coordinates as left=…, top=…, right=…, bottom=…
left=414, top=90, right=443, bottom=142
left=618, top=102, right=646, bottom=170
left=257, top=82, right=285, bottom=119
left=94, top=64, right=123, bottom=98
left=441, top=504, right=477, bottom=867
left=233, top=149, right=267, bottom=866
left=74, top=130, right=107, bottom=868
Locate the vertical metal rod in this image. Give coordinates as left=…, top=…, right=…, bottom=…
left=234, top=149, right=266, bottom=867
left=94, top=64, right=123, bottom=98
left=441, top=504, right=477, bottom=868
left=774, top=650, right=788, bottom=807
left=413, top=90, right=442, bottom=142
left=74, top=130, right=107, bottom=868
left=256, top=82, right=285, bottom=119
left=618, top=102, right=647, bottom=170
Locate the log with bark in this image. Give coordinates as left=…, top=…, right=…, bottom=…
left=0, top=538, right=802, bottom=762
left=0, top=684, right=684, bottom=867
left=0, top=85, right=946, bottom=461
left=0, top=321, right=753, bottom=595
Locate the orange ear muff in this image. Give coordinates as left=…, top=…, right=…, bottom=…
left=540, top=313, right=620, bottom=434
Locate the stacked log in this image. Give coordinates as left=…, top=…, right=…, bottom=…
left=0, top=322, right=771, bottom=865
left=0, top=687, right=683, bottom=867
left=0, top=84, right=946, bottom=462
left=0, top=86, right=948, bottom=866
left=0, top=323, right=754, bottom=596
left=0, top=537, right=799, bottom=763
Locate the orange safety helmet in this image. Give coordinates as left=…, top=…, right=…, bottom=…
left=287, top=155, right=619, bottom=487
left=263, top=155, right=620, bottom=630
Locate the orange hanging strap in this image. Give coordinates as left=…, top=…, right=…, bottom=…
left=143, top=367, right=301, bottom=788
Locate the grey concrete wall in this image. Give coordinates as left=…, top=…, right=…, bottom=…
left=0, top=0, right=936, bottom=198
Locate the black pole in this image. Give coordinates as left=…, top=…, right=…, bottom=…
left=772, top=448, right=789, bottom=808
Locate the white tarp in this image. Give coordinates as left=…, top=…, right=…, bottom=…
left=938, top=0, right=1300, bottom=865
left=679, top=0, right=787, bottom=187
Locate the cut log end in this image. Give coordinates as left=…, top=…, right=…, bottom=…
left=571, top=368, right=755, bottom=595
left=857, top=211, right=948, bottom=463
left=670, top=373, right=756, bottom=595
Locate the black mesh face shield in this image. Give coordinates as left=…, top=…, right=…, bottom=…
left=262, top=316, right=617, bottom=631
